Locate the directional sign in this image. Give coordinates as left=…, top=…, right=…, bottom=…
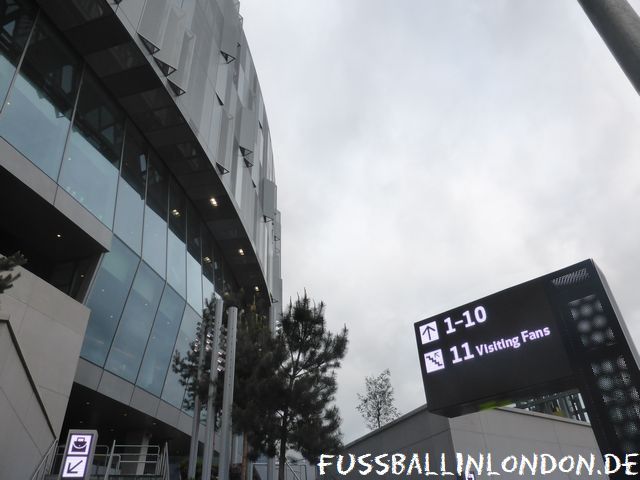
left=62, top=457, right=87, bottom=478
left=419, top=320, right=439, bottom=344
left=60, top=429, right=97, bottom=480
left=414, top=276, right=574, bottom=415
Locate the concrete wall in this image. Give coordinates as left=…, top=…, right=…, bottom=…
left=0, top=266, right=90, bottom=435
left=450, top=407, right=605, bottom=479
left=324, top=406, right=605, bottom=479
left=324, top=406, right=455, bottom=479
left=0, top=319, right=55, bottom=479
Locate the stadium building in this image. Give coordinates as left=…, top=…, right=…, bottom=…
left=0, top=0, right=282, bottom=477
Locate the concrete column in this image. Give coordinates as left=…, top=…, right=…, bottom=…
left=218, top=306, right=238, bottom=480
left=202, top=297, right=224, bottom=480
left=188, top=318, right=209, bottom=479
left=578, top=0, right=640, bottom=94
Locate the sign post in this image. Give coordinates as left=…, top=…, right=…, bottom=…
left=415, top=260, right=640, bottom=479
left=59, top=430, right=98, bottom=480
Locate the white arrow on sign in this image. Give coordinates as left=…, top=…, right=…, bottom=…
left=62, top=456, right=87, bottom=478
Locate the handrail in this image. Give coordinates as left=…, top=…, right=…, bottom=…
left=103, top=439, right=116, bottom=480
left=30, top=437, right=58, bottom=480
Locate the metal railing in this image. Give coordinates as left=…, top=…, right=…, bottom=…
left=30, top=438, right=58, bottom=480
left=37, top=440, right=171, bottom=480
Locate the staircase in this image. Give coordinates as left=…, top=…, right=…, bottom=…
left=33, top=441, right=171, bottom=480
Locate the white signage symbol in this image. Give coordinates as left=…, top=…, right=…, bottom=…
left=424, top=349, right=445, bottom=373
left=419, top=321, right=439, bottom=344
left=67, top=434, right=91, bottom=455
left=62, top=456, right=87, bottom=478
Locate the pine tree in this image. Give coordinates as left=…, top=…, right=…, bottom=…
left=274, top=293, right=348, bottom=480
left=0, top=252, right=26, bottom=298
left=356, top=369, right=401, bottom=430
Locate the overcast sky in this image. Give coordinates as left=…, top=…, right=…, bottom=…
left=239, top=0, right=640, bottom=443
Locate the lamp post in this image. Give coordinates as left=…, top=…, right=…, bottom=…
left=578, top=0, right=640, bottom=94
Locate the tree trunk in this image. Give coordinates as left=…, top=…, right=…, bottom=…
left=278, top=418, right=288, bottom=480
left=241, top=434, right=249, bottom=480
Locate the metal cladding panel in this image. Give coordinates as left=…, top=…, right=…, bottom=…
left=261, top=178, right=277, bottom=220
left=215, top=60, right=231, bottom=104
left=137, top=0, right=170, bottom=52
left=168, top=28, right=196, bottom=95
left=238, top=105, right=257, bottom=153
left=220, top=2, right=240, bottom=59
left=153, top=6, right=186, bottom=75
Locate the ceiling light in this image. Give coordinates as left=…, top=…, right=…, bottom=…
left=203, top=256, right=211, bottom=264
left=56, top=234, right=62, bottom=238
left=171, top=208, right=181, bottom=217
left=238, top=248, right=244, bottom=256
left=209, top=197, right=218, bottom=207
left=254, top=286, right=260, bottom=292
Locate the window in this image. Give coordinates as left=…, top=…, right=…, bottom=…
left=136, top=285, right=185, bottom=396
left=105, top=261, right=164, bottom=382
left=0, top=16, right=81, bottom=178
left=0, top=0, right=36, bottom=104
left=58, top=72, right=125, bottom=227
left=186, top=202, right=202, bottom=312
left=113, top=123, right=148, bottom=253
left=166, top=179, right=186, bottom=296
left=142, top=152, right=168, bottom=277
left=81, top=238, right=139, bottom=366
left=162, top=305, right=200, bottom=408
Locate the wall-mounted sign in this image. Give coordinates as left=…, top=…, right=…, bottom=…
left=59, top=430, right=97, bottom=480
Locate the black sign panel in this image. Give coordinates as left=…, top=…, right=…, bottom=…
left=415, top=270, right=574, bottom=416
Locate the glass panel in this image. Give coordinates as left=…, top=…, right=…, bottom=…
left=58, top=73, right=124, bottom=227
left=113, top=122, right=147, bottom=253
left=186, top=202, right=202, bottom=311
left=136, top=285, right=185, bottom=396
left=81, top=238, right=139, bottom=366
left=201, top=223, right=214, bottom=306
left=142, top=153, right=168, bottom=277
left=0, top=17, right=81, bottom=178
left=202, top=275, right=213, bottom=307
left=105, top=261, right=164, bottom=382
left=162, top=305, right=200, bottom=408
left=0, top=0, right=36, bottom=103
left=166, top=179, right=186, bottom=296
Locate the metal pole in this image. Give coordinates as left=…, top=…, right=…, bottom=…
left=218, top=306, right=238, bottom=480
left=202, top=297, right=224, bottom=480
left=188, top=315, right=209, bottom=479
left=578, top=0, right=640, bottom=94
left=266, top=303, right=277, bottom=480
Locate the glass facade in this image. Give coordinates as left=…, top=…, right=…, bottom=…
left=58, top=72, right=125, bottom=227
left=0, top=0, right=279, bottom=419
left=0, top=15, right=81, bottom=179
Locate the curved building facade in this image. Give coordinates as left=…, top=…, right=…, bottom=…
left=0, top=0, right=281, bottom=475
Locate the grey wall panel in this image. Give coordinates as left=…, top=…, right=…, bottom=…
left=153, top=6, right=185, bottom=74
left=131, top=387, right=161, bottom=417
left=0, top=138, right=57, bottom=205
left=1, top=267, right=90, bottom=434
left=117, top=0, right=146, bottom=30
left=156, top=400, right=181, bottom=428
left=450, top=408, right=605, bottom=479
left=74, top=358, right=103, bottom=391
left=54, top=187, right=113, bottom=251
left=138, top=0, right=170, bottom=52
left=0, top=320, right=55, bottom=479
left=98, top=370, right=135, bottom=405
